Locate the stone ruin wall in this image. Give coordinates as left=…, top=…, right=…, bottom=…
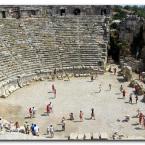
left=0, top=5, right=112, bottom=18
left=0, top=5, right=111, bottom=97
left=119, top=15, right=145, bottom=72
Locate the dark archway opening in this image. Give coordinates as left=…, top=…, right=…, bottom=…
left=2, top=11, right=6, bottom=18
left=73, top=8, right=80, bottom=15
left=101, top=9, right=104, bottom=15
left=109, top=33, right=120, bottom=63
left=31, top=10, right=36, bottom=15
left=104, top=9, right=107, bottom=15
left=60, top=9, right=66, bottom=16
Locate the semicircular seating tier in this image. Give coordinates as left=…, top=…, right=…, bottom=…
left=0, top=15, right=110, bottom=97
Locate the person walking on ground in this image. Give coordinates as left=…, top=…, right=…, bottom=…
left=139, top=112, right=143, bottom=125
left=49, top=102, right=53, bottom=113
left=50, top=125, right=54, bottom=138
left=46, top=104, right=50, bottom=115
left=120, top=85, right=123, bottom=92
left=29, top=107, right=32, bottom=118
left=143, top=116, right=145, bottom=129
left=69, top=113, right=74, bottom=120
left=52, top=84, right=55, bottom=93
left=61, top=117, right=65, bottom=123
left=31, top=123, right=35, bottom=135
left=129, top=93, right=133, bottom=104
left=47, top=125, right=50, bottom=135
left=109, top=84, right=112, bottom=91
left=32, top=107, right=36, bottom=118
left=98, top=84, right=101, bottom=93
left=24, top=121, right=30, bottom=134
left=79, top=111, right=84, bottom=122
left=114, top=68, right=117, bottom=75
left=0, top=118, right=3, bottom=132
left=135, top=95, right=138, bottom=104
left=90, top=108, right=95, bottom=120
left=62, top=120, right=65, bottom=131
left=34, top=124, right=39, bottom=136
left=91, top=75, right=93, bottom=81
left=122, top=89, right=126, bottom=99
left=53, top=88, right=56, bottom=98
left=14, top=121, right=20, bottom=132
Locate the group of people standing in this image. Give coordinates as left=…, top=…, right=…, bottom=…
left=69, top=108, right=95, bottom=122
left=29, top=107, right=36, bottom=118
left=120, top=85, right=139, bottom=104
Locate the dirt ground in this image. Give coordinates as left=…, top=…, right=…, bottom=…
left=0, top=66, right=145, bottom=140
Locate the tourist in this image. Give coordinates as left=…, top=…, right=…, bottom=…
left=139, top=112, right=143, bottom=125
left=69, top=113, right=74, bottom=120
left=54, top=68, right=57, bottom=75
left=120, top=85, right=123, bottom=92
left=47, top=125, right=50, bottom=135
left=122, top=89, right=126, bottom=99
left=24, top=121, right=30, bottom=134
left=31, top=123, right=35, bottom=135
left=34, top=124, right=39, bottom=136
left=9, top=121, right=13, bottom=132
left=79, top=111, right=83, bottom=122
left=61, top=120, right=65, bottom=131
left=135, top=95, right=138, bottom=104
left=114, top=68, right=117, bottom=75
left=14, top=121, right=20, bottom=132
left=61, top=117, right=65, bottom=123
left=0, top=118, right=3, bottom=131
left=29, top=107, right=32, bottom=118
left=136, top=109, right=140, bottom=117
left=143, top=116, right=145, bottom=129
left=98, top=84, right=101, bottom=93
left=54, top=88, right=56, bottom=98
left=91, top=108, right=95, bottom=120
left=52, top=84, right=55, bottom=92
left=129, top=93, right=133, bottom=104
left=50, top=125, right=54, bottom=138
left=46, top=104, right=50, bottom=115
left=109, top=83, right=112, bottom=91
left=66, top=73, right=70, bottom=81
left=49, top=102, right=53, bottom=113
left=32, top=107, right=36, bottom=118
left=91, top=75, right=93, bottom=81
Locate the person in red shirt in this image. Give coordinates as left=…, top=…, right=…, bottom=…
left=29, top=107, right=32, bottom=118
left=79, top=111, right=83, bottom=122
left=46, top=104, right=50, bottom=115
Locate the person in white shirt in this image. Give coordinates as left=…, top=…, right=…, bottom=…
left=34, top=124, right=39, bottom=136
left=50, top=125, right=54, bottom=137
left=47, top=125, right=50, bottom=135
left=32, top=107, right=36, bottom=118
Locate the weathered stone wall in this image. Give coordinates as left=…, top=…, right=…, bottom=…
left=141, top=24, right=145, bottom=70
left=0, top=5, right=112, bottom=18
left=0, top=6, right=111, bottom=97
left=119, top=15, right=144, bottom=44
